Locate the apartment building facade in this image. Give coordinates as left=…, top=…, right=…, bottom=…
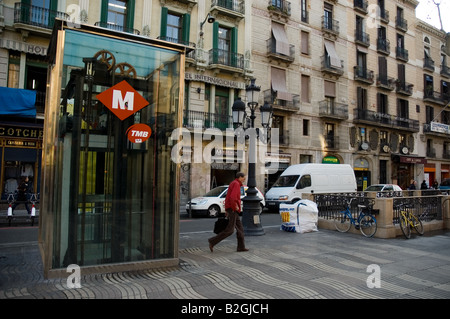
left=1, top=0, right=449, bottom=202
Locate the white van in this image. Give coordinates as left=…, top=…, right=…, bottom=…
left=265, top=164, right=357, bottom=212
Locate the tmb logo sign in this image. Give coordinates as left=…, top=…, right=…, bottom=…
left=97, top=80, right=149, bottom=121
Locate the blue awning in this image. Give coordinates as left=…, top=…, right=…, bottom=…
left=0, top=87, right=37, bottom=117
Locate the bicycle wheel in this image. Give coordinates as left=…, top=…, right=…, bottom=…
left=359, top=214, right=377, bottom=238
left=399, top=212, right=411, bottom=239
left=334, top=211, right=352, bottom=233
left=410, top=213, right=424, bottom=235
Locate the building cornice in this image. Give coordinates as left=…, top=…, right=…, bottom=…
left=416, top=20, right=446, bottom=39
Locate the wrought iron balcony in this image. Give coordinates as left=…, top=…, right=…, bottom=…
left=263, top=89, right=300, bottom=112
left=354, top=0, right=368, bottom=14
left=377, top=38, right=390, bottom=55
left=321, top=16, right=340, bottom=37
left=396, top=81, right=413, bottom=96
left=354, top=66, right=374, bottom=84
left=268, top=0, right=291, bottom=17
left=211, top=0, right=245, bottom=19
left=319, top=100, right=348, bottom=120
left=183, top=109, right=233, bottom=131
left=14, top=2, right=69, bottom=30
left=267, top=38, right=295, bottom=63
left=208, top=49, right=244, bottom=71
left=423, top=57, right=435, bottom=72
left=441, top=64, right=450, bottom=78
left=423, top=89, right=449, bottom=105
left=95, top=22, right=140, bottom=35
left=396, top=47, right=409, bottom=62
left=379, top=9, right=389, bottom=23
left=321, top=56, right=344, bottom=76
left=157, top=36, right=195, bottom=47
left=396, top=16, right=408, bottom=32
left=353, top=108, right=419, bottom=132
left=376, top=75, right=396, bottom=91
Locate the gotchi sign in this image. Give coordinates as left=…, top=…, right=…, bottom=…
left=97, top=80, right=149, bottom=121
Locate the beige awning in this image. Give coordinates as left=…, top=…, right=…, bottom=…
left=272, top=23, right=290, bottom=56
left=324, top=40, right=341, bottom=68
left=271, top=67, right=292, bottom=101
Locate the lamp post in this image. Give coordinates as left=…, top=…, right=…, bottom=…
left=232, top=79, right=273, bottom=236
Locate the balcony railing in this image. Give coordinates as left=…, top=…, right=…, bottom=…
left=183, top=110, right=233, bottom=131
left=396, top=81, right=413, bottom=96
left=424, top=57, right=435, bottom=71
left=267, top=38, right=295, bottom=63
left=355, top=30, right=370, bottom=46
left=208, top=49, right=244, bottom=69
left=441, top=64, right=450, bottom=78
left=354, top=0, right=368, bottom=13
left=14, top=2, right=69, bottom=29
left=377, top=38, right=390, bottom=55
left=376, top=75, right=396, bottom=90
left=211, top=0, right=245, bottom=15
left=379, top=9, right=389, bottom=23
left=322, top=16, right=340, bottom=36
left=396, top=16, right=408, bottom=32
left=354, top=66, right=374, bottom=84
left=319, top=100, right=348, bottom=120
left=424, top=89, right=450, bottom=104
left=268, top=0, right=291, bottom=16
left=396, top=47, right=409, bottom=61
left=321, top=56, right=344, bottom=76
left=95, top=21, right=140, bottom=35
left=263, top=89, right=300, bottom=111
left=354, top=108, right=419, bottom=131
left=157, top=36, right=195, bottom=47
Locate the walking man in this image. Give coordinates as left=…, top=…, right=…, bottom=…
left=208, top=172, right=248, bottom=252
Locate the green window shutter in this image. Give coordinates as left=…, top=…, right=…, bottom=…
left=212, top=22, right=219, bottom=49
left=212, top=22, right=219, bottom=64
left=231, top=27, right=238, bottom=54
left=48, top=0, right=58, bottom=28
left=231, top=27, right=238, bottom=67
left=100, top=0, right=108, bottom=24
left=182, top=13, right=191, bottom=44
left=160, top=7, right=168, bottom=38
left=126, top=0, right=135, bottom=31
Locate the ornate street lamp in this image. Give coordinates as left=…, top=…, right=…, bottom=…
left=232, top=79, right=273, bottom=236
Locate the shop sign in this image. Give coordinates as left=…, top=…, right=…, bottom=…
left=126, top=124, right=152, bottom=144
left=322, top=156, right=340, bottom=164
left=6, top=140, right=37, bottom=147
left=399, top=156, right=427, bottom=164
left=97, top=80, right=149, bottom=121
left=0, top=126, right=43, bottom=139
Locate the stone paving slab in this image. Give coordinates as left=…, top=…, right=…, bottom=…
left=1, top=226, right=450, bottom=304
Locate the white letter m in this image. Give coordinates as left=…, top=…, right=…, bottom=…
left=113, top=90, right=134, bottom=111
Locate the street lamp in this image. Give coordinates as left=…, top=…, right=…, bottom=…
left=232, top=79, right=273, bottom=236
left=199, top=14, right=215, bottom=36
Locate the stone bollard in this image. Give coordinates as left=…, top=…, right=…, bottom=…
left=373, top=197, right=396, bottom=238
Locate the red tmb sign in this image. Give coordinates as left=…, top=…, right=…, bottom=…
left=97, top=80, right=149, bottom=121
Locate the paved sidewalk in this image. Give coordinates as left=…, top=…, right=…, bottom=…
left=1, top=225, right=450, bottom=301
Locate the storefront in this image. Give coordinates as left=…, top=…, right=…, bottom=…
left=40, top=21, right=186, bottom=277
left=1, top=123, right=43, bottom=198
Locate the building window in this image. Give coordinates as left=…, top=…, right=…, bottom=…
left=166, top=12, right=182, bottom=43
left=8, top=52, right=20, bottom=89
left=303, top=119, right=309, bottom=136
left=301, top=0, right=308, bottom=23
left=301, top=75, right=310, bottom=103
left=301, top=31, right=309, bottom=55
left=108, top=0, right=127, bottom=27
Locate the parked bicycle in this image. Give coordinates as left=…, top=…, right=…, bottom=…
left=397, top=203, right=424, bottom=239
left=334, top=198, right=377, bottom=237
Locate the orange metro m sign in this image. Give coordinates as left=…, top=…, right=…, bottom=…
left=97, top=80, right=149, bottom=121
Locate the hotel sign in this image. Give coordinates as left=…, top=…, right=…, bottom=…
left=185, top=72, right=246, bottom=89
left=430, top=121, right=450, bottom=135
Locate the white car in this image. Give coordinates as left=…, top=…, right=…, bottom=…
left=186, top=185, right=266, bottom=217
left=364, top=184, right=403, bottom=197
